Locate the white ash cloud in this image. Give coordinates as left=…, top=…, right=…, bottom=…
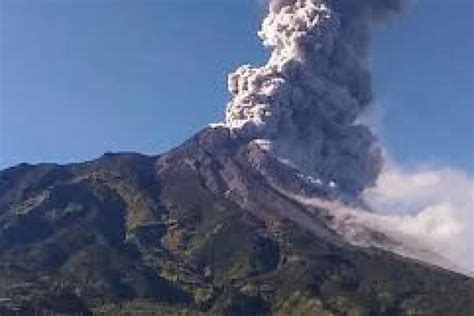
left=362, top=167, right=474, bottom=274
left=292, top=166, right=474, bottom=275
left=225, top=0, right=403, bottom=195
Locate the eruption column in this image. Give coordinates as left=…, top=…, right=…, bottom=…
left=225, top=0, right=402, bottom=195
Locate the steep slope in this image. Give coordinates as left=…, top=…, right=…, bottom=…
left=0, top=127, right=473, bottom=315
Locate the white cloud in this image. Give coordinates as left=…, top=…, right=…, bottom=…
left=289, top=165, right=474, bottom=275
left=361, top=167, right=474, bottom=274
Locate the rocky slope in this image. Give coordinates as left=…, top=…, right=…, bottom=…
left=0, top=127, right=473, bottom=315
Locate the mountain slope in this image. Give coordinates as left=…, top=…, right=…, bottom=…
left=0, top=127, right=473, bottom=315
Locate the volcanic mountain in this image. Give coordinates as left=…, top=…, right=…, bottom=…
left=0, top=127, right=473, bottom=315
left=1, top=0, right=473, bottom=315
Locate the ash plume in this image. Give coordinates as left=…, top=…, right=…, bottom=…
left=225, top=0, right=403, bottom=195
left=292, top=166, right=474, bottom=275
left=221, top=0, right=474, bottom=276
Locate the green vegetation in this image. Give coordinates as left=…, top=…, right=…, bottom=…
left=0, top=147, right=473, bottom=315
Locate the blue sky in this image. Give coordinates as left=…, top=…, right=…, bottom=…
left=1, top=0, right=473, bottom=174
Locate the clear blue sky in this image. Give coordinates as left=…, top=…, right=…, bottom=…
left=1, top=0, right=473, bottom=174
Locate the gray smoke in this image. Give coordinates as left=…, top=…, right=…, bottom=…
left=225, top=0, right=403, bottom=195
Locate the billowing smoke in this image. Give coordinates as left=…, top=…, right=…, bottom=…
left=362, top=166, right=474, bottom=275
left=225, top=0, right=403, bottom=195
left=293, top=166, right=474, bottom=275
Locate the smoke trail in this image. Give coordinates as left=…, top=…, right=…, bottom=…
left=225, top=0, right=403, bottom=196
left=362, top=167, right=474, bottom=275
left=284, top=165, right=474, bottom=275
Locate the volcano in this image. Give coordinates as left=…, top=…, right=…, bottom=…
left=1, top=0, right=473, bottom=315
left=0, top=127, right=473, bottom=315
